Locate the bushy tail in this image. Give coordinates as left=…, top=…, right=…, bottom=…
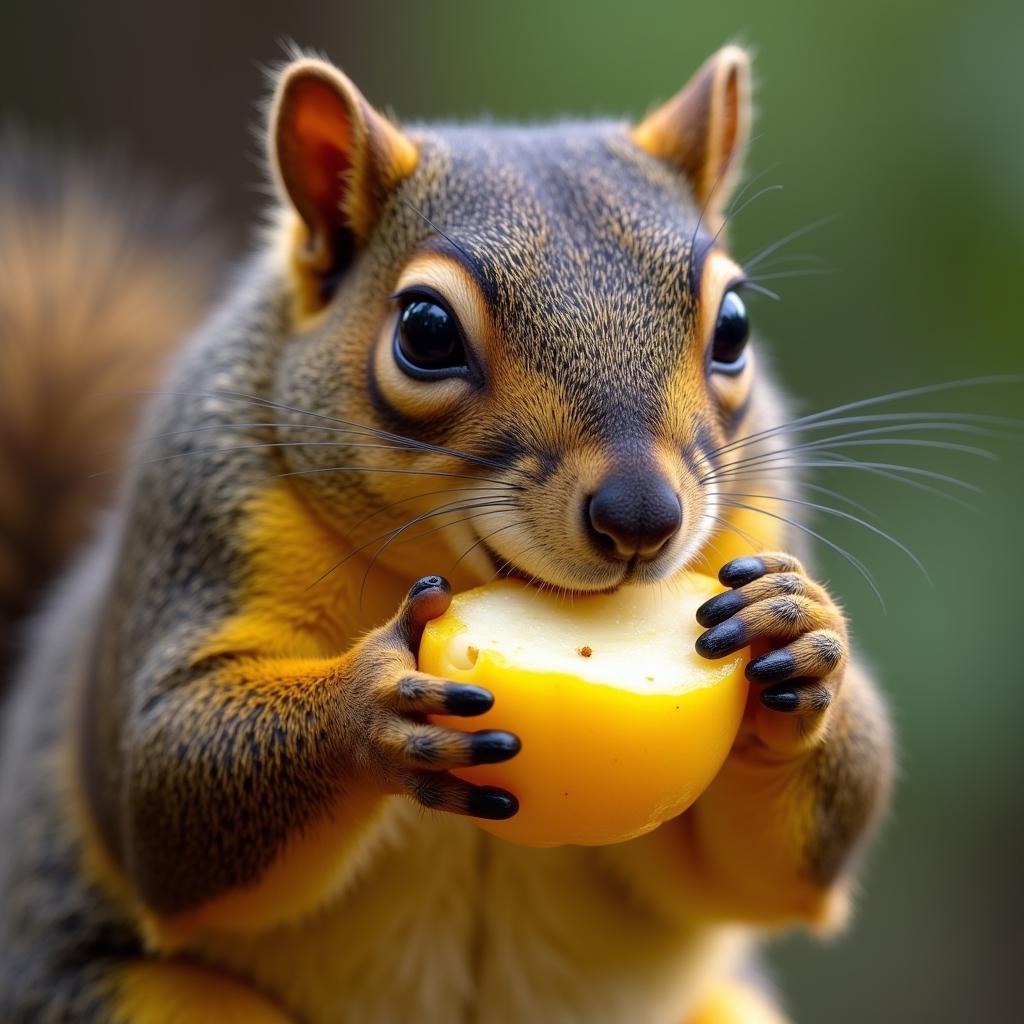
left=0, top=139, right=223, bottom=681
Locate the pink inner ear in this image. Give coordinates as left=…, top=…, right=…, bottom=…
left=289, top=78, right=355, bottom=221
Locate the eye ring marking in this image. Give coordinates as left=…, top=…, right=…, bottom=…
left=392, top=286, right=471, bottom=381
left=710, top=288, right=750, bottom=376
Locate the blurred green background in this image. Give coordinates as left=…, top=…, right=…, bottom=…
left=2, top=1, right=1021, bottom=1019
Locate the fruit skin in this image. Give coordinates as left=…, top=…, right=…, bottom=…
left=419, top=578, right=749, bottom=847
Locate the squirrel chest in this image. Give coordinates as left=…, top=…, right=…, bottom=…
left=185, top=799, right=742, bottom=1024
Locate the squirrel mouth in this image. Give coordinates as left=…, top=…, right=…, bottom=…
left=476, top=539, right=631, bottom=596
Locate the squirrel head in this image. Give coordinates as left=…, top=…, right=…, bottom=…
left=266, top=46, right=757, bottom=592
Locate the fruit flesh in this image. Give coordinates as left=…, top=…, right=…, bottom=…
left=419, top=575, right=749, bottom=847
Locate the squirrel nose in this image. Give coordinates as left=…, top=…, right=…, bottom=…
left=587, top=472, right=682, bottom=560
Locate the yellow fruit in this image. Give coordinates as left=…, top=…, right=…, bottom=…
left=419, top=575, right=748, bottom=847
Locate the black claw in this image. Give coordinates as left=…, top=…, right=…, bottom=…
left=746, top=649, right=797, bottom=684
left=695, top=618, right=747, bottom=659
left=443, top=684, right=494, bottom=717
left=410, top=575, right=450, bottom=598
left=760, top=687, right=800, bottom=713
left=469, top=730, right=521, bottom=765
left=719, top=556, right=767, bottom=588
left=467, top=786, right=519, bottom=820
left=696, top=589, right=745, bottom=628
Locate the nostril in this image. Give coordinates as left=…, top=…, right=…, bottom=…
left=587, top=474, right=682, bottom=560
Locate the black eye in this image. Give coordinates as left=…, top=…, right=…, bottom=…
left=711, top=290, right=750, bottom=373
left=393, top=294, right=468, bottom=380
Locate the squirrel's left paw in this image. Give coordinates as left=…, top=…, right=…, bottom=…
left=694, top=553, right=847, bottom=744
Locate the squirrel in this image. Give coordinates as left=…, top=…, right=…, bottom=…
left=0, top=45, right=893, bottom=1023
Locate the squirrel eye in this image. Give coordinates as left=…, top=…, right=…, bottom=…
left=711, top=290, right=750, bottom=373
left=393, top=294, right=468, bottom=380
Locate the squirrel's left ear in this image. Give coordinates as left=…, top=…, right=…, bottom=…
left=270, top=57, right=418, bottom=292
left=632, top=45, right=751, bottom=230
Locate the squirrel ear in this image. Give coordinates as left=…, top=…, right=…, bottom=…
left=632, top=46, right=751, bottom=228
left=270, top=57, right=418, bottom=277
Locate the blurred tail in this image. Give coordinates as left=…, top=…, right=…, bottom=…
left=0, top=138, right=223, bottom=683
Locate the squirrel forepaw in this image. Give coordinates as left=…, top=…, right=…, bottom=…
left=695, top=553, right=848, bottom=752
left=359, top=576, right=521, bottom=821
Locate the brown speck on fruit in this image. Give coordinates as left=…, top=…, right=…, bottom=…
left=578, top=645, right=593, bottom=658
left=646, top=675, right=655, bottom=682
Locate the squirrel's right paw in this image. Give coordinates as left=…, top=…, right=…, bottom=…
left=356, top=576, right=520, bottom=821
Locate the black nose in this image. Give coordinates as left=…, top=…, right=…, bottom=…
left=587, top=472, right=682, bottom=560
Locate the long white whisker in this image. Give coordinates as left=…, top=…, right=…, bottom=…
left=720, top=491, right=929, bottom=581
left=709, top=375, right=1024, bottom=461
left=704, top=456, right=982, bottom=496
left=704, top=431, right=998, bottom=481
left=742, top=215, right=838, bottom=271
left=711, top=411, right=1022, bottom=461
left=799, top=481, right=881, bottom=521
left=718, top=498, right=885, bottom=609
left=699, top=511, right=765, bottom=552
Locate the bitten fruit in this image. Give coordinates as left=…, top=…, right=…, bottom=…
left=419, top=576, right=749, bottom=846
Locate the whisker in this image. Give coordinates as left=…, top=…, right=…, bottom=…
left=811, top=453, right=981, bottom=510
left=741, top=281, right=781, bottom=302
left=750, top=435, right=995, bottom=466
left=710, top=184, right=784, bottom=248
left=306, top=498, right=518, bottom=593
left=746, top=267, right=837, bottom=282
left=711, top=410, right=1024, bottom=460
left=392, top=507, right=511, bottom=549
left=359, top=501, right=515, bottom=605
left=103, top=440, right=527, bottom=487
left=703, top=431, right=999, bottom=481
left=345, top=485, right=512, bottom=537
left=741, top=215, right=838, bottom=272
left=707, top=375, right=1024, bottom=461
left=690, top=544, right=719, bottom=577
left=212, top=388, right=528, bottom=476
left=401, top=199, right=478, bottom=268
left=116, top=419, right=541, bottom=460
left=136, top=388, right=525, bottom=476
left=275, top=464, right=517, bottom=488
left=719, top=498, right=885, bottom=608
left=110, top=420, right=384, bottom=453
left=452, top=522, right=524, bottom=573
left=704, top=457, right=982, bottom=504
left=699, top=511, right=765, bottom=552
left=686, top=148, right=778, bottom=275
left=799, top=481, right=882, bottom=521
left=723, top=163, right=782, bottom=219
left=721, top=490, right=929, bottom=581
left=749, top=253, right=824, bottom=271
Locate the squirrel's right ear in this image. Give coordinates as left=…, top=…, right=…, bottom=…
left=632, top=46, right=751, bottom=231
left=270, top=58, right=418, bottom=290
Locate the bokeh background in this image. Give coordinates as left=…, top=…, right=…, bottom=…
left=2, top=1, right=1021, bottom=1019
